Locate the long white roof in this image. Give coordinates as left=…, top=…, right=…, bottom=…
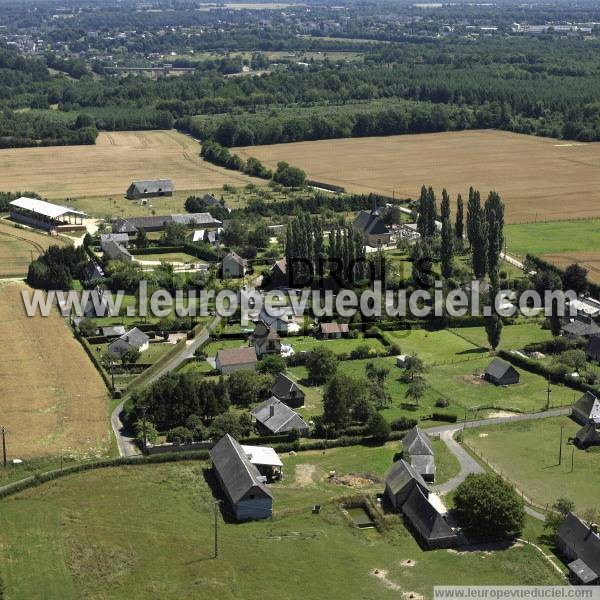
left=9, top=196, right=87, bottom=219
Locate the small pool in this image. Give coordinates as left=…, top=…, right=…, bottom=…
left=345, top=506, right=376, bottom=528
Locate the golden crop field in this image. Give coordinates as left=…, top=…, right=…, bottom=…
left=235, top=129, right=600, bottom=223
left=0, top=221, right=67, bottom=278
left=0, top=282, right=109, bottom=459
left=0, top=130, right=254, bottom=201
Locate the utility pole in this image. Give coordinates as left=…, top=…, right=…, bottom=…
left=558, top=425, right=563, bottom=465
left=1, top=426, right=6, bottom=467
left=214, top=500, right=222, bottom=558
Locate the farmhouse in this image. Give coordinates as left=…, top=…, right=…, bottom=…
left=126, top=179, right=174, bottom=199
left=8, top=197, right=86, bottom=232
left=250, top=320, right=281, bottom=358
left=259, top=304, right=303, bottom=334
left=402, top=426, right=436, bottom=482
left=353, top=208, right=391, bottom=247
left=215, top=346, right=257, bottom=373
left=251, top=397, right=310, bottom=437
left=271, top=373, right=305, bottom=408
left=318, top=321, right=349, bottom=339
left=571, top=391, right=600, bottom=426
left=209, top=434, right=274, bottom=521
left=221, top=251, right=246, bottom=279
left=556, top=513, right=600, bottom=585
left=100, top=233, right=129, bottom=248
left=108, top=327, right=150, bottom=356
left=562, top=317, right=600, bottom=339
left=484, top=358, right=520, bottom=386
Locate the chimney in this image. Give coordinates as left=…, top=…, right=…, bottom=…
left=270, top=404, right=275, bottom=418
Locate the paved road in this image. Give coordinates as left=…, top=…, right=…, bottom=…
left=110, top=399, right=139, bottom=457
left=426, top=407, right=571, bottom=520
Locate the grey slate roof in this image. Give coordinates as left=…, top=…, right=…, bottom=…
left=402, top=485, right=457, bottom=544
left=385, top=459, right=428, bottom=497
left=171, top=212, right=222, bottom=227
left=82, top=260, right=104, bottom=283
left=354, top=210, right=390, bottom=236
left=127, top=179, right=174, bottom=195
left=562, top=318, right=600, bottom=338
left=572, top=391, right=600, bottom=424
left=251, top=397, right=309, bottom=435
left=223, top=251, right=245, bottom=268
left=109, top=327, right=149, bottom=352
left=403, top=427, right=434, bottom=456
left=209, top=434, right=273, bottom=505
left=100, top=233, right=129, bottom=245
left=586, top=336, right=600, bottom=356
left=102, top=240, right=132, bottom=261
left=557, top=513, right=600, bottom=579
left=574, top=422, right=600, bottom=448
left=271, top=373, right=305, bottom=402
left=101, top=325, right=126, bottom=338
left=485, top=357, right=518, bottom=381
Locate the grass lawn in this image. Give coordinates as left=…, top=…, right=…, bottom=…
left=288, top=335, right=387, bottom=356
left=450, top=322, right=552, bottom=352
left=505, top=219, right=600, bottom=258
left=426, top=356, right=575, bottom=413
left=203, top=338, right=248, bottom=357
left=463, top=416, right=600, bottom=514
left=0, top=458, right=563, bottom=598
left=133, top=252, right=203, bottom=264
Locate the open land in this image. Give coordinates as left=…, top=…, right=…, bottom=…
left=464, top=416, right=600, bottom=514
left=0, top=457, right=562, bottom=599
left=0, top=282, right=109, bottom=460
left=0, top=130, right=255, bottom=201
left=235, top=130, right=600, bottom=223
left=0, top=221, right=68, bottom=278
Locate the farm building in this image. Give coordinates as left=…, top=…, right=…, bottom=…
left=126, top=179, right=174, bottom=199
left=250, top=320, right=281, bottom=358
left=108, top=327, right=150, bottom=356
left=209, top=434, right=274, bottom=521
left=570, top=297, right=600, bottom=320
left=271, top=373, right=305, bottom=408
left=572, top=391, right=600, bottom=426
left=8, top=197, right=86, bottom=232
left=484, top=358, right=520, bottom=386
left=562, top=317, right=600, bottom=339
left=112, top=213, right=221, bottom=235
left=384, top=459, right=429, bottom=511
left=221, top=251, right=246, bottom=279
left=401, top=485, right=459, bottom=550
left=572, top=422, right=600, bottom=450
left=251, top=397, right=310, bottom=437
left=259, top=305, right=303, bottom=334
left=556, top=513, right=600, bottom=585
left=402, top=426, right=436, bottom=482
left=240, top=444, right=283, bottom=480
left=102, top=240, right=132, bottom=263
left=352, top=208, right=391, bottom=247
left=318, top=322, right=349, bottom=339
left=101, top=325, right=126, bottom=339
left=192, top=228, right=221, bottom=245
left=100, top=233, right=129, bottom=248
left=586, top=336, right=600, bottom=362
left=215, top=347, right=257, bottom=373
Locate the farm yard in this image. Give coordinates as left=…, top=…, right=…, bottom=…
left=463, top=416, right=600, bottom=514
left=0, top=130, right=256, bottom=202
left=0, top=282, right=109, bottom=460
left=235, top=129, right=600, bottom=223
left=0, top=456, right=563, bottom=599
left=0, top=221, right=68, bottom=278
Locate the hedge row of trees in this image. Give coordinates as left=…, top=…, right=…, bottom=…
left=27, top=245, right=88, bottom=291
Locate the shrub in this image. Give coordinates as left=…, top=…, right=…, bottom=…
left=435, top=398, right=450, bottom=408
left=390, top=417, right=418, bottom=431
left=431, top=412, right=458, bottom=423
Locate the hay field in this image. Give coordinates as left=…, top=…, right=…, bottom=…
left=0, top=130, right=254, bottom=200
left=0, top=282, right=109, bottom=459
left=542, top=252, right=600, bottom=284
left=235, top=129, right=600, bottom=223
left=0, top=221, right=67, bottom=277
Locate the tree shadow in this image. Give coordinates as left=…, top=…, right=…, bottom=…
left=457, top=348, right=488, bottom=356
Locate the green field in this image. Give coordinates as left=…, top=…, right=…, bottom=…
left=288, top=335, right=387, bottom=355
left=464, top=417, right=600, bottom=514
left=505, top=219, right=600, bottom=257
left=448, top=322, right=552, bottom=352
left=0, top=454, right=563, bottom=598
left=133, top=252, right=202, bottom=264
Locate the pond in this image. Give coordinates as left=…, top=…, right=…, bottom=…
left=344, top=506, right=376, bottom=529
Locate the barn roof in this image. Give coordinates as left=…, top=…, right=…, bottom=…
left=403, top=426, right=434, bottom=456
left=557, top=513, right=600, bottom=578
left=402, top=485, right=457, bottom=543
left=573, top=391, right=599, bottom=423
left=209, top=434, right=273, bottom=505
left=216, top=346, right=257, bottom=367
left=171, top=212, right=221, bottom=227
left=129, top=179, right=173, bottom=194
left=563, top=318, right=600, bottom=338
left=251, top=397, right=308, bottom=434
left=9, top=197, right=86, bottom=219
left=354, top=210, right=390, bottom=236
left=485, top=357, right=517, bottom=380
left=385, top=459, right=428, bottom=496
left=271, top=373, right=304, bottom=401
left=574, top=423, right=600, bottom=447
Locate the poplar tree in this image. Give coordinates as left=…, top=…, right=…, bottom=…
left=440, top=188, right=454, bottom=279
left=455, top=193, right=464, bottom=241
